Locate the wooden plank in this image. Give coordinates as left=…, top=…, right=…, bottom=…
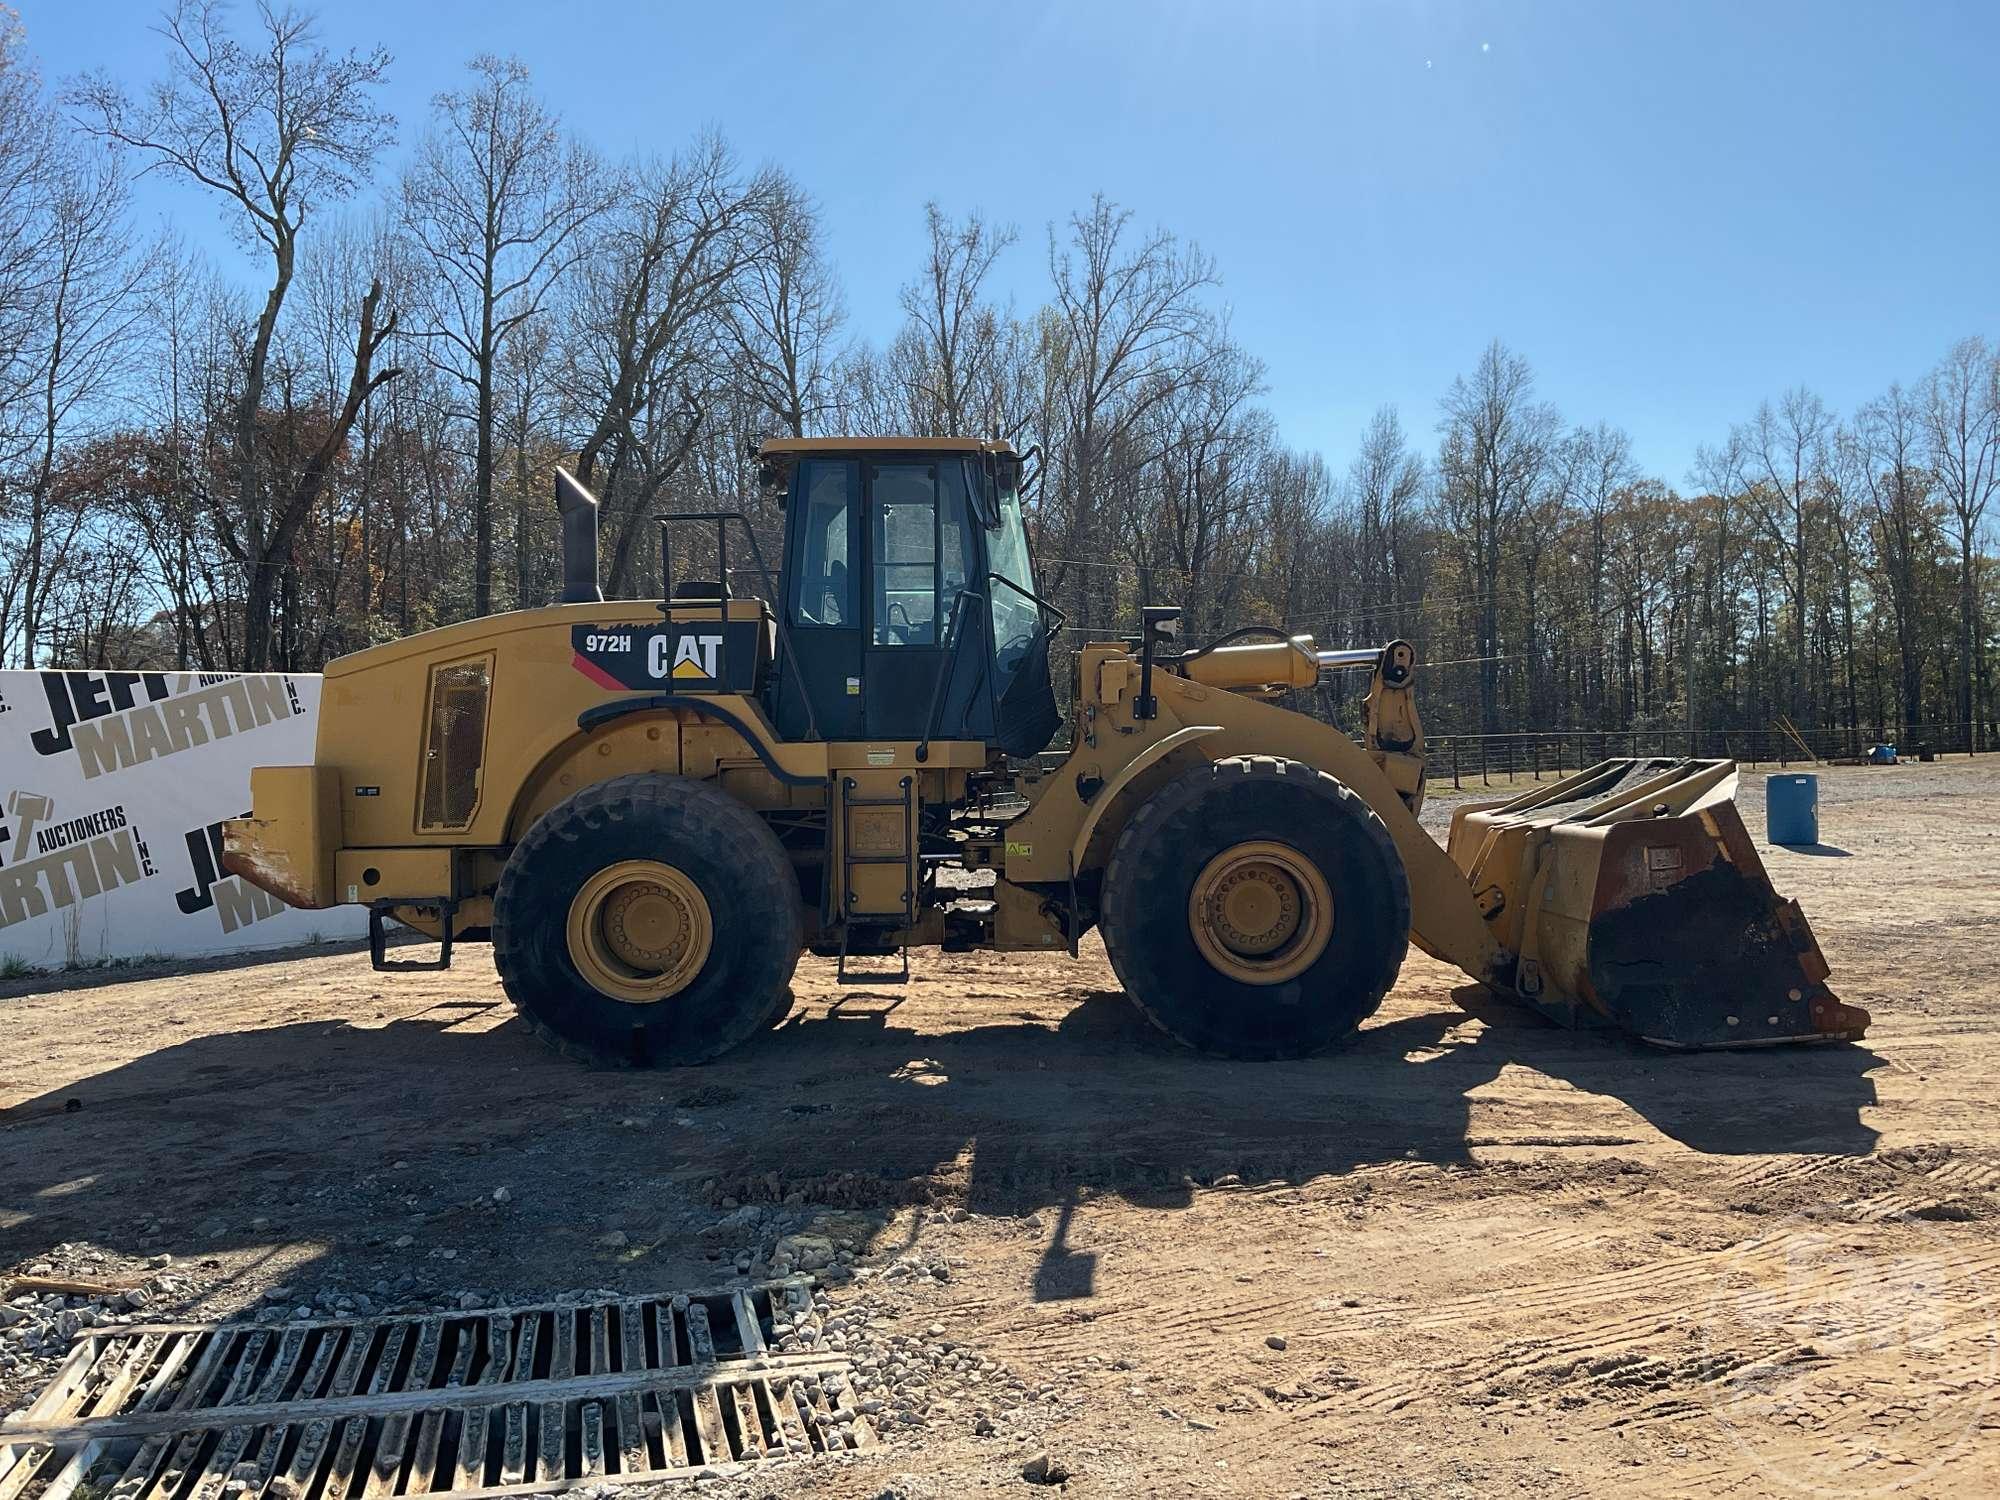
left=280, top=1416, right=336, bottom=1499
left=186, top=1423, right=256, bottom=1500
left=131, top=1334, right=199, bottom=1413
left=588, top=1306, right=609, bottom=1376
left=479, top=1315, right=512, bottom=1388
left=535, top=1312, right=574, bottom=1483
left=365, top=1325, right=410, bottom=1400
left=167, top=1330, right=240, bottom=1412
left=687, top=1382, right=729, bottom=1466
left=76, top=1334, right=160, bottom=1422
left=282, top=1326, right=371, bottom=1494
left=326, top=1320, right=407, bottom=1500
left=407, top=1323, right=478, bottom=1492
left=651, top=1390, right=687, bottom=1470
left=507, top=1315, right=538, bottom=1384
left=652, top=1305, right=679, bottom=1370
left=362, top=1412, right=409, bottom=1498
left=362, top=1320, right=431, bottom=1498
left=727, top=1383, right=763, bottom=1457
left=321, top=1413, right=372, bottom=1500
left=685, top=1304, right=715, bottom=1365
left=617, top=1303, right=646, bottom=1376
left=107, top=1432, right=174, bottom=1500
left=215, top=1331, right=270, bottom=1406
left=3, top=1276, right=139, bottom=1300
left=498, top=1404, right=527, bottom=1487
left=1, top=1357, right=851, bottom=1447
left=21, top=1336, right=106, bottom=1421
left=282, top=1328, right=342, bottom=1406
left=550, top=1311, right=575, bottom=1381
left=252, top=1328, right=309, bottom=1403
left=243, top=1423, right=289, bottom=1496
left=532, top=1397, right=562, bottom=1483
left=0, top=1446, right=52, bottom=1500
left=451, top=1402, right=493, bottom=1492
left=612, top=1393, right=646, bottom=1477
left=323, top=1327, right=374, bottom=1400
left=104, top=1285, right=818, bottom=1341
left=730, top=1293, right=764, bottom=1357
left=580, top=1400, right=605, bottom=1478
left=29, top=1438, right=106, bottom=1500
left=147, top=1425, right=214, bottom=1500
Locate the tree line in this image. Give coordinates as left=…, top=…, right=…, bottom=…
left=2, top=2, right=1995, bottom=751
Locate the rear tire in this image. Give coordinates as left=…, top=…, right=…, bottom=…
left=493, top=773, right=803, bottom=1066
left=1099, top=756, right=1409, bottom=1059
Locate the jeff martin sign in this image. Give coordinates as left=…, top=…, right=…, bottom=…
left=0, top=670, right=363, bottom=970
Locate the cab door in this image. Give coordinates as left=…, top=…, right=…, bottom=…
left=771, top=456, right=864, bottom=740
left=861, top=459, right=987, bottom=741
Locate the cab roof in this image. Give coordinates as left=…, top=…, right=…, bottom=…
left=758, top=435, right=1018, bottom=458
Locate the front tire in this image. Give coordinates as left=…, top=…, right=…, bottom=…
left=1099, top=756, right=1410, bottom=1059
left=493, top=773, right=803, bottom=1066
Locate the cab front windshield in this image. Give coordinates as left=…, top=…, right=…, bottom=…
left=982, top=463, right=1042, bottom=694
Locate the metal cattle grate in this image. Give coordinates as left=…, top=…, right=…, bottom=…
left=0, top=1283, right=873, bottom=1500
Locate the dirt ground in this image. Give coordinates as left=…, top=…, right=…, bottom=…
left=5, top=758, right=1999, bottom=1498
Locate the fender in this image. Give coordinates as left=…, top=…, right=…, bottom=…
left=576, top=694, right=824, bottom=787
left=1068, top=723, right=1222, bottom=874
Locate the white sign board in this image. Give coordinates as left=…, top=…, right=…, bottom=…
left=0, top=669, right=365, bottom=969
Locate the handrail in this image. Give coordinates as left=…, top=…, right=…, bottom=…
left=916, top=591, right=983, bottom=764
left=654, top=510, right=818, bottom=742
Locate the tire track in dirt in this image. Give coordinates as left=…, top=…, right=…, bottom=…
left=1198, top=1234, right=2000, bottom=1474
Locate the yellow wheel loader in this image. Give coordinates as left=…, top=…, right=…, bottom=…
left=223, top=437, right=1869, bottom=1066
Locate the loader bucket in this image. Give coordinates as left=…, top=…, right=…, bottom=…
left=1444, top=760, right=1869, bottom=1049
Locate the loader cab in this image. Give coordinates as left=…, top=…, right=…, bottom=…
left=763, top=438, right=1060, bottom=756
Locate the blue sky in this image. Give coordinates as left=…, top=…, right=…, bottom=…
left=19, top=0, right=2000, bottom=486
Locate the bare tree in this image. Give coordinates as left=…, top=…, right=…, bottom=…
left=1851, top=384, right=1935, bottom=735
left=1738, top=387, right=1836, bottom=726
left=728, top=174, right=843, bottom=438
left=0, top=9, right=59, bottom=430
left=1924, top=336, right=2000, bottom=747
left=1042, top=194, right=1218, bottom=625
left=898, top=202, right=1017, bottom=436
left=7, top=146, right=152, bottom=666
left=1347, top=406, right=1426, bottom=635
left=70, top=0, right=398, bottom=667
left=1435, top=340, right=1560, bottom=733
left=566, top=138, right=765, bottom=593
left=401, top=54, right=608, bottom=615
left=1561, top=421, right=1637, bottom=723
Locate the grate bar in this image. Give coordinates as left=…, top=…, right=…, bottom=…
left=1, top=1285, right=869, bottom=1500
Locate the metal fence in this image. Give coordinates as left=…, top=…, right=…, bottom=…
left=1427, top=722, right=1992, bottom=790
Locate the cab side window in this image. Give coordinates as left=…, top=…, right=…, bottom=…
left=872, top=464, right=939, bottom=646
left=789, top=460, right=857, bottom=626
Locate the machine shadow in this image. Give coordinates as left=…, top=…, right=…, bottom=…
left=0, top=985, right=1882, bottom=1308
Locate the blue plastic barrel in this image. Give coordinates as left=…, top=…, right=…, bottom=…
left=1766, top=773, right=1820, bottom=846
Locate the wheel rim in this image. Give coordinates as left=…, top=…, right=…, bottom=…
left=1188, top=840, right=1333, bottom=985
left=566, top=859, right=713, bottom=1003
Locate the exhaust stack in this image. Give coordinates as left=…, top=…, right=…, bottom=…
left=555, top=468, right=603, bottom=604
